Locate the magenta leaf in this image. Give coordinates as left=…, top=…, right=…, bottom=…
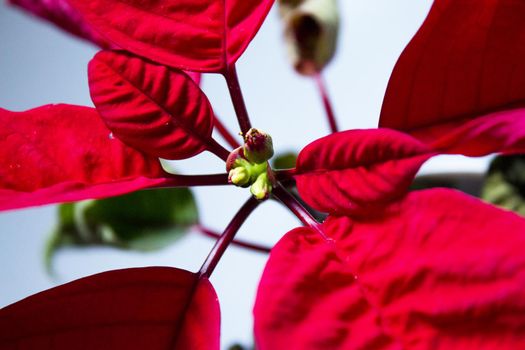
left=420, top=108, right=525, bottom=156
left=66, top=0, right=274, bottom=72
left=9, top=0, right=113, bottom=48
left=0, top=267, right=220, bottom=349
left=88, top=51, right=222, bottom=160
left=380, top=0, right=525, bottom=155
left=0, top=104, right=170, bottom=211
left=294, top=129, right=435, bottom=216
left=254, top=189, right=525, bottom=349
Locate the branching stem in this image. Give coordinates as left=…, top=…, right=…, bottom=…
left=273, top=184, right=328, bottom=239
left=213, top=114, right=241, bottom=149
left=198, top=197, right=260, bottom=278
left=207, top=137, right=231, bottom=161
left=224, top=65, right=252, bottom=135
left=158, top=173, right=230, bottom=187
left=314, top=73, right=339, bottom=133
left=195, top=224, right=271, bottom=253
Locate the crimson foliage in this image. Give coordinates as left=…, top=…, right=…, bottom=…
left=2, top=0, right=525, bottom=348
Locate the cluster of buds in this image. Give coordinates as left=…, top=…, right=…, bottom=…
left=226, top=128, right=275, bottom=200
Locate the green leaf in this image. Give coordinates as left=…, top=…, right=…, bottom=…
left=271, top=152, right=297, bottom=169
left=481, top=155, right=525, bottom=216
left=46, top=188, right=198, bottom=269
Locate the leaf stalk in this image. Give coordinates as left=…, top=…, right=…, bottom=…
left=314, top=72, right=338, bottom=133
left=224, top=64, right=252, bottom=135
left=198, top=196, right=260, bottom=278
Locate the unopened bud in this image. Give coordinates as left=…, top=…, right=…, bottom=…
left=226, top=146, right=248, bottom=172
left=250, top=172, right=273, bottom=200
left=228, top=167, right=250, bottom=187
left=243, top=128, right=274, bottom=164
left=278, top=0, right=339, bottom=75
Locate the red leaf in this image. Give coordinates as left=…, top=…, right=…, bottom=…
left=9, top=1, right=206, bottom=84
left=0, top=267, right=220, bottom=349
left=379, top=0, right=525, bottom=155
left=187, top=72, right=202, bottom=86
left=415, top=108, right=525, bottom=156
left=9, top=0, right=113, bottom=48
left=88, top=51, right=217, bottom=160
left=67, top=0, right=274, bottom=72
left=255, top=189, right=525, bottom=349
left=0, top=104, right=169, bottom=211
left=294, top=129, right=435, bottom=216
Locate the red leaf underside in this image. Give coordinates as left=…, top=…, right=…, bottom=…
left=9, top=0, right=113, bottom=48
left=67, top=0, right=274, bottom=72
left=0, top=104, right=168, bottom=211
left=89, top=50, right=215, bottom=160
left=255, top=189, right=525, bottom=349
left=9, top=1, right=207, bottom=85
left=294, top=129, right=435, bottom=216
left=0, top=267, right=220, bottom=349
left=380, top=0, right=525, bottom=155
left=414, top=108, right=525, bottom=156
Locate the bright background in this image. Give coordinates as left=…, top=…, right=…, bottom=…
left=0, top=1, right=489, bottom=348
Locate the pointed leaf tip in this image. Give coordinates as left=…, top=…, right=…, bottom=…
left=88, top=50, right=215, bottom=160
left=295, top=129, right=434, bottom=216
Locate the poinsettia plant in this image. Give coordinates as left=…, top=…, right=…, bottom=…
left=2, top=0, right=525, bottom=349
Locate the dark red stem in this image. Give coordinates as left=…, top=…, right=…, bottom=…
left=273, top=184, right=328, bottom=239
left=224, top=65, right=252, bottom=135
left=213, top=114, right=241, bottom=149
left=315, top=73, right=338, bottom=133
left=196, top=224, right=271, bottom=254
left=198, top=197, right=260, bottom=278
left=157, top=173, right=230, bottom=187
left=207, top=137, right=231, bottom=161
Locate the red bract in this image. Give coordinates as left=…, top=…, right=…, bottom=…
left=88, top=50, right=223, bottom=160
left=255, top=189, right=525, bottom=349
left=66, top=0, right=274, bottom=72
left=380, top=0, right=525, bottom=152
left=0, top=267, right=220, bottom=350
left=421, top=107, right=525, bottom=156
left=0, top=104, right=169, bottom=211
left=4, top=0, right=525, bottom=348
left=294, top=129, right=435, bottom=216
left=294, top=115, right=525, bottom=215
left=9, top=0, right=112, bottom=47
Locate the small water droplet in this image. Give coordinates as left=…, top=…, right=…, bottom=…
left=108, top=132, right=115, bottom=140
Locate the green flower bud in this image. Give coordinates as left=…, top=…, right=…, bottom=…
left=250, top=172, right=273, bottom=200
left=226, top=146, right=248, bottom=172
left=226, top=129, right=276, bottom=198
left=228, top=167, right=251, bottom=187
left=243, top=128, right=274, bottom=164
left=278, top=0, right=339, bottom=75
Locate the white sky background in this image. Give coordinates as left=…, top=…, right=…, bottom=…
left=0, top=1, right=490, bottom=348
